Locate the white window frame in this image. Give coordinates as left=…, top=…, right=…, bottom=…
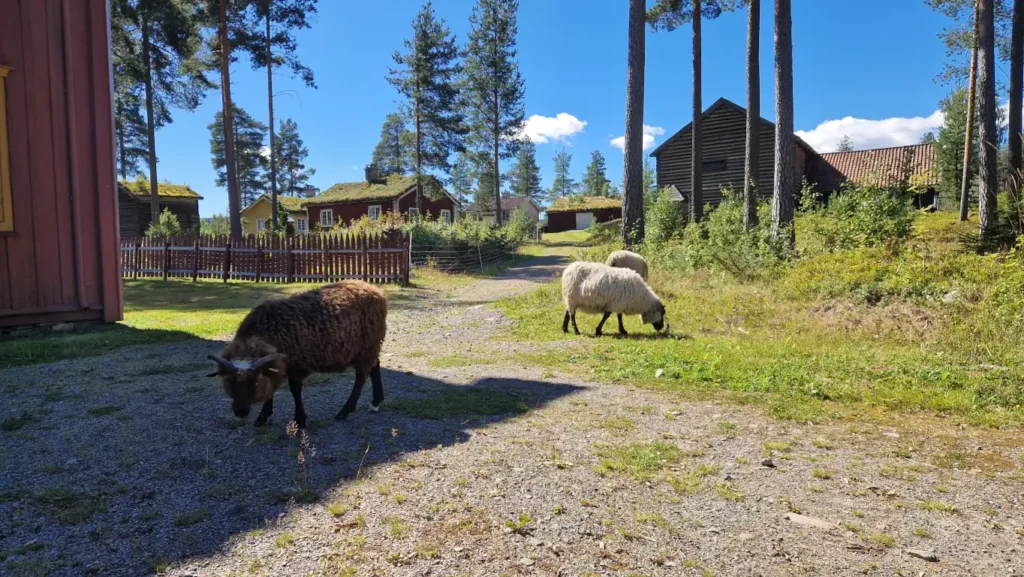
left=407, top=207, right=419, bottom=218
left=296, top=217, right=307, bottom=233
left=440, top=209, right=451, bottom=223
left=320, top=209, right=334, bottom=227
left=368, top=205, right=382, bottom=220
left=502, top=209, right=510, bottom=222
left=256, top=218, right=265, bottom=232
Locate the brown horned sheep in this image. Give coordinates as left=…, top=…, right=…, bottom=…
left=206, top=281, right=388, bottom=428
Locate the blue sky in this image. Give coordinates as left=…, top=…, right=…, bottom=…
left=154, top=0, right=966, bottom=215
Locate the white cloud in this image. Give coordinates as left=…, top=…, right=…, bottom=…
left=795, top=111, right=944, bottom=153
left=522, top=113, right=588, bottom=143
left=611, top=125, right=666, bottom=152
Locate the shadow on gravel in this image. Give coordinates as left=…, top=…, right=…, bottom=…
left=0, top=340, right=581, bottom=576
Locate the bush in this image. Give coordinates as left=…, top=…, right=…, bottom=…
left=645, top=188, right=686, bottom=244
left=145, top=208, right=181, bottom=238
left=652, top=188, right=793, bottom=280
left=799, top=182, right=915, bottom=255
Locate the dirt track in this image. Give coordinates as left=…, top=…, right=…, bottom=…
left=0, top=255, right=1022, bottom=576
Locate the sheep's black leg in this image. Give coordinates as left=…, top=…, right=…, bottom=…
left=562, top=311, right=571, bottom=333
left=570, top=311, right=581, bottom=335
left=595, top=311, right=612, bottom=336
left=369, top=362, right=384, bottom=413
left=617, top=314, right=628, bottom=336
left=289, top=378, right=307, bottom=429
left=336, top=369, right=366, bottom=421
left=254, top=398, right=273, bottom=427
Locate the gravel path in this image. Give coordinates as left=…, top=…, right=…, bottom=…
left=1, top=256, right=1022, bottom=577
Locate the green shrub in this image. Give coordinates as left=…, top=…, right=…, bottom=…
left=145, top=208, right=182, bottom=238
left=799, top=182, right=915, bottom=255
left=645, top=188, right=686, bottom=244
left=655, top=188, right=793, bottom=280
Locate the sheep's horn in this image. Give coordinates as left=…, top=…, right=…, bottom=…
left=207, top=354, right=237, bottom=376
left=250, top=353, right=284, bottom=373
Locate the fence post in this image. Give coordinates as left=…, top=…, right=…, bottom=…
left=223, top=239, right=231, bottom=283
left=322, top=236, right=330, bottom=282
left=404, top=232, right=412, bottom=285
left=256, top=242, right=263, bottom=283
left=134, top=239, right=141, bottom=279
left=163, top=239, right=170, bottom=281
left=478, top=242, right=484, bottom=273
left=361, top=234, right=369, bottom=283
left=192, top=238, right=200, bottom=282
left=287, top=239, right=295, bottom=283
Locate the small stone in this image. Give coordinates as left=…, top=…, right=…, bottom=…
left=64, top=458, right=78, bottom=466
left=519, top=558, right=535, bottom=566
left=527, top=538, right=543, bottom=547
left=941, top=290, right=959, bottom=304
left=761, top=458, right=776, bottom=468
left=906, top=548, right=938, bottom=562
left=882, top=431, right=900, bottom=438
left=655, top=369, right=665, bottom=378
left=663, top=561, right=678, bottom=567
left=784, top=513, right=833, bottom=531
left=739, top=532, right=755, bottom=541
left=707, top=527, right=721, bottom=535
left=454, top=547, right=464, bottom=552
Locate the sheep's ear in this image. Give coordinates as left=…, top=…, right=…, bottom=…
left=207, top=354, right=237, bottom=376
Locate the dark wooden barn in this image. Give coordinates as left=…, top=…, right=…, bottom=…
left=545, top=197, right=622, bottom=233
left=0, top=0, right=122, bottom=328
left=650, top=97, right=816, bottom=209
left=118, top=180, right=203, bottom=239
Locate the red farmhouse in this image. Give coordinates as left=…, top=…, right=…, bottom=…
left=0, top=0, right=122, bottom=329
left=305, top=171, right=459, bottom=230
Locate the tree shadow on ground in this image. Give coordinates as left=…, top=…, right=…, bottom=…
left=0, top=338, right=582, bottom=576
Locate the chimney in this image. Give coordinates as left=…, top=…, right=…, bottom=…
left=365, top=164, right=384, bottom=185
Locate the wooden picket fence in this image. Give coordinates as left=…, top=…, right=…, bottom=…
left=120, top=231, right=411, bottom=285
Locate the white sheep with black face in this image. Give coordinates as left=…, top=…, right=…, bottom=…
left=605, top=250, right=649, bottom=332
left=561, top=261, right=667, bottom=337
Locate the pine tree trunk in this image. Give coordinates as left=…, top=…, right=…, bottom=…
left=691, top=0, right=703, bottom=224
left=622, top=0, right=646, bottom=246
left=219, top=0, right=242, bottom=239
left=493, top=90, right=502, bottom=227
left=416, top=83, right=424, bottom=214
left=141, top=20, right=160, bottom=225
left=977, top=0, right=998, bottom=236
left=771, top=0, right=795, bottom=245
left=960, top=1, right=980, bottom=222
left=118, top=124, right=127, bottom=181
left=267, top=9, right=279, bottom=229
left=1008, top=0, right=1023, bottom=211
left=743, top=0, right=760, bottom=231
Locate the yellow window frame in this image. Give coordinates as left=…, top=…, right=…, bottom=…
left=0, top=66, right=12, bottom=232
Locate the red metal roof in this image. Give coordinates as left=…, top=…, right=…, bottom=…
left=809, top=143, right=937, bottom=191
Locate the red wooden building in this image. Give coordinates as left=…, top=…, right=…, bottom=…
left=0, top=0, right=122, bottom=328
left=305, top=171, right=459, bottom=230
left=545, top=197, right=623, bottom=233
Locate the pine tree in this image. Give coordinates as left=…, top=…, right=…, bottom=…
left=836, top=135, right=854, bottom=152
left=744, top=0, right=760, bottom=231
left=642, top=157, right=658, bottom=205
left=450, top=152, right=476, bottom=209
left=464, top=0, right=527, bottom=226
left=583, top=150, right=610, bottom=197
left=111, top=0, right=211, bottom=223
left=371, top=113, right=413, bottom=177
left=113, top=69, right=149, bottom=180
left=389, top=1, right=466, bottom=210
left=936, top=88, right=977, bottom=205
left=275, top=119, right=315, bottom=198
left=978, top=0, right=999, bottom=236
left=772, top=0, right=796, bottom=246
left=233, top=0, right=318, bottom=228
left=508, top=140, right=544, bottom=201
left=648, top=0, right=730, bottom=224
left=623, top=0, right=647, bottom=244
left=473, top=155, right=499, bottom=210
left=1008, top=0, right=1023, bottom=205
left=550, top=147, right=576, bottom=200
left=210, top=106, right=269, bottom=208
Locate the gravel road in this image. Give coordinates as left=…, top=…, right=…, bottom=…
left=0, top=255, right=1022, bottom=577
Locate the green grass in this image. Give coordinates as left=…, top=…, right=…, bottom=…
left=383, top=515, right=411, bottom=539
left=173, top=508, right=208, bottom=527
left=389, top=388, right=528, bottom=420
left=35, top=488, right=108, bottom=525
left=0, top=413, right=39, bottom=432
left=275, top=532, right=296, bottom=548
left=598, top=416, right=636, bottom=434
left=667, top=464, right=720, bottom=495
left=494, top=212, right=1024, bottom=428
left=920, top=500, right=959, bottom=514
left=913, top=527, right=933, bottom=538
left=595, top=441, right=681, bottom=480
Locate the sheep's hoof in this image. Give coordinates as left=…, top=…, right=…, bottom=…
left=335, top=409, right=352, bottom=421
left=618, top=330, right=629, bottom=337
left=253, top=417, right=270, bottom=427
left=368, top=402, right=383, bottom=413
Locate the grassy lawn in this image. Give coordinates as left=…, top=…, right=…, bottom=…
left=497, top=213, right=1024, bottom=428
